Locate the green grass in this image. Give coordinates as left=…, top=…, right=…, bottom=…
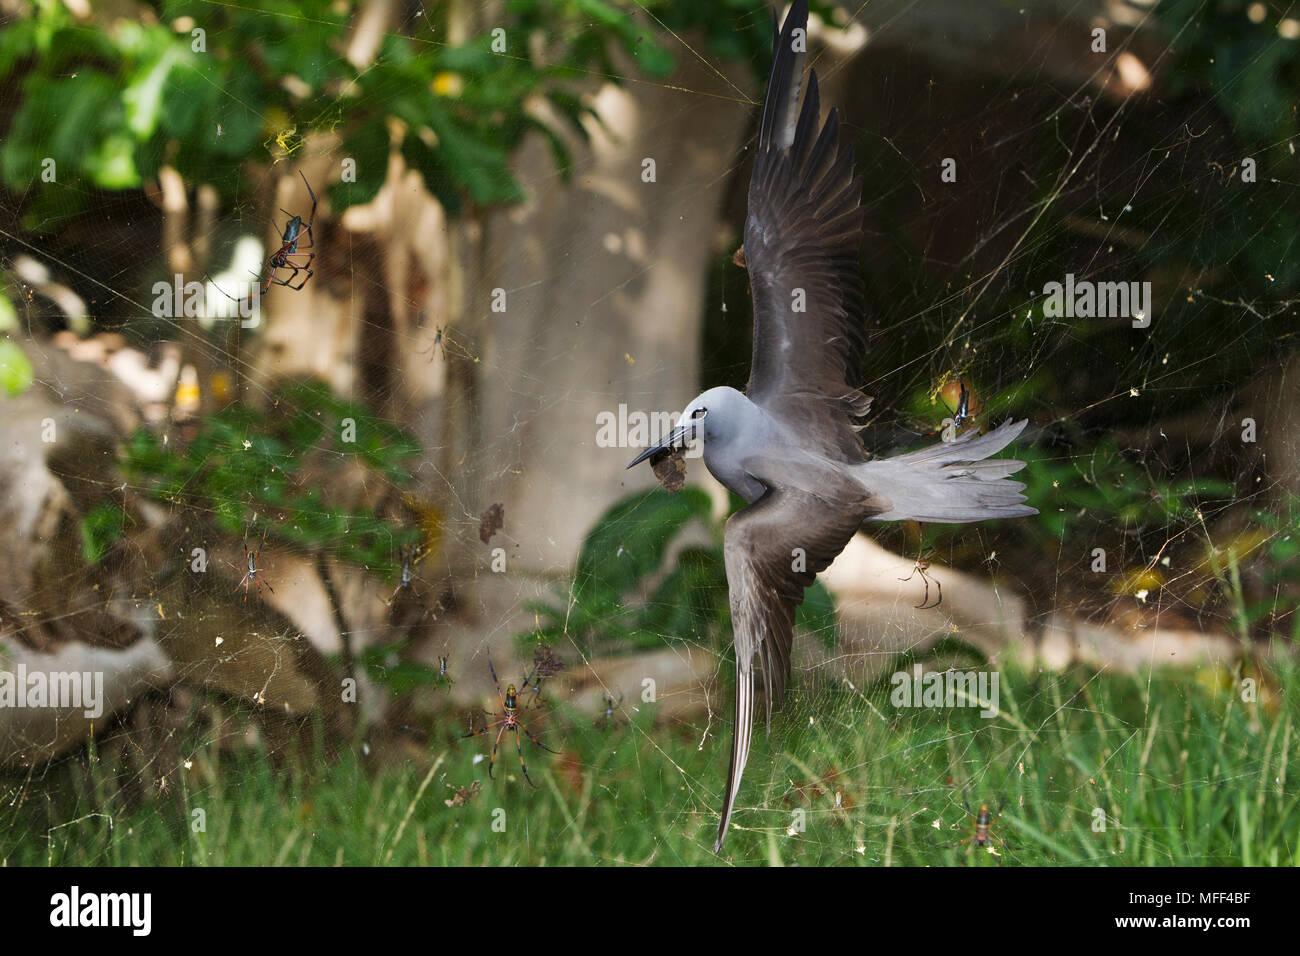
left=3, top=661, right=1298, bottom=866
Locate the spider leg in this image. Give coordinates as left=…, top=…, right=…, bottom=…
left=486, top=659, right=504, bottom=702
left=518, top=723, right=558, bottom=754
left=462, top=718, right=506, bottom=739
left=515, top=727, right=538, bottom=788
left=212, top=278, right=253, bottom=306
left=267, top=263, right=301, bottom=288
left=488, top=723, right=507, bottom=779
left=914, top=572, right=930, bottom=609
left=297, top=170, right=317, bottom=219
left=283, top=267, right=314, bottom=291
left=917, top=572, right=942, bottom=610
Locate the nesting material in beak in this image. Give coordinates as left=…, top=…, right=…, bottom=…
left=650, top=445, right=687, bottom=492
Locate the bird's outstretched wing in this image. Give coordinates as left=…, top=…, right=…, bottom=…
left=715, top=482, right=874, bottom=852
left=743, top=0, right=868, bottom=459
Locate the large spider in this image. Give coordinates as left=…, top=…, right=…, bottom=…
left=898, top=543, right=942, bottom=609
left=462, top=660, right=557, bottom=787
left=218, top=171, right=317, bottom=303
left=229, top=528, right=274, bottom=601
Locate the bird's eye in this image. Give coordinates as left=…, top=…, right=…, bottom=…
left=691, top=407, right=707, bottom=419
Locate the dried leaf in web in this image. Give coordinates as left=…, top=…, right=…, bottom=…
left=479, top=503, right=504, bottom=544
left=531, top=643, right=566, bottom=679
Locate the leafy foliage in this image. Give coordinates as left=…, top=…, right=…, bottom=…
left=80, top=500, right=127, bottom=563
left=1242, top=495, right=1300, bottom=639
left=1019, top=443, right=1237, bottom=541
left=119, top=380, right=420, bottom=572
left=0, top=0, right=778, bottom=228
left=524, top=487, right=838, bottom=654
left=359, top=640, right=448, bottom=700
left=0, top=284, right=32, bottom=396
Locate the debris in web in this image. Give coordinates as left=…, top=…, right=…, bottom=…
left=650, top=445, right=687, bottom=492
left=479, top=503, right=504, bottom=544
left=530, top=643, right=566, bottom=680
left=444, top=780, right=482, bottom=808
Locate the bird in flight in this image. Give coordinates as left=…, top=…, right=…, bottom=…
left=627, top=0, right=1036, bottom=853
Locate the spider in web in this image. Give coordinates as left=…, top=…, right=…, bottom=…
left=216, top=170, right=317, bottom=303
left=596, top=688, right=624, bottom=730
left=943, top=376, right=984, bottom=438
left=956, top=794, right=1010, bottom=864
left=902, top=375, right=985, bottom=442
left=462, top=659, right=558, bottom=786
left=898, top=541, right=941, bottom=609
left=384, top=542, right=429, bottom=606
left=418, top=326, right=447, bottom=361
left=229, top=528, right=274, bottom=601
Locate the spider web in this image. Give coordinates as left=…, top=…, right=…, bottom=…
left=0, top=0, right=1298, bottom=867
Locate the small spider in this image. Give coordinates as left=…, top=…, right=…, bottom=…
left=522, top=643, right=565, bottom=704
left=216, top=170, right=317, bottom=303
left=943, top=376, right=983, bottom=439
left=901, top=375, right=985, bottom=443
left=462, top=659, right=558, bottom=787
left=419, top=326, right=447, bottom=361
left=229, top=528, right=274, bottom=601
left=385, top=542, right=428, bottom=606
left=596, top=688, right=624, bottom=730
left=956, top=794, right=1010, bottom=863
left=898, top=545, right=941, bottom=609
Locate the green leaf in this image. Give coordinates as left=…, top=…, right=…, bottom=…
left=426, top=103, right=525, bottom=206
left=574, top=487, right=714, bottom=599
left=0, top=340, right=33, bottom=396
left=124, top=45, right=185, bottom=139
left=331, top=119, right=390, bottom=210
left=0, top=294, right=16, bottom=333
left=81, top=501, right=127, bottom=563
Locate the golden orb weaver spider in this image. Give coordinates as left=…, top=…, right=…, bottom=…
left=956, top=794, right=1010, bottom=863
left=215, top=170, right=317, bottom=304
left=384, top=542, right=428, bottom=606
left=228, top=528, right=274, bottom=601
left=898, top=544, right=941, bottom=610
left=462, top=659, right=557, bottom=786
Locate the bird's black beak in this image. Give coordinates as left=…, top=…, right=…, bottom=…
left=626, top=423, right=692, bottom=469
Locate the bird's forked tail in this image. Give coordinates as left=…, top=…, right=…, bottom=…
left=859, top=419, right=1038, bottom=524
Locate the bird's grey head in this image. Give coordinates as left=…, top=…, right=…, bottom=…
left=626, top=386, right=747, bottom=468
left=677, top=386, right=747, bottom=448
